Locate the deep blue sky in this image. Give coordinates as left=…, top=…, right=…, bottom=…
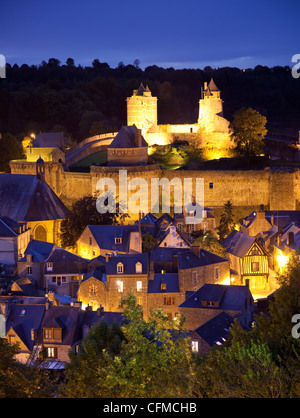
left=2, top=0, right=299, bottom=69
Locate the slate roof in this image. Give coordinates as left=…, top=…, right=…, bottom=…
left=192, top=311, right=234, bottom=346
left=88, top=224, right=140, bottom=253
left=105, top=253, right=149, bottom=275
left=0, top=217, right=19, bottom=237
left=33, top=132, right=66, bottom=149
left=150, top=247, right=188, bottom=264
left=44, top=248, right=89, bottom=275
left=19, top=240, right=56, bottom=263
left=177, top=249, right=228, bottom=269
left=36, top=305, right=82, bottom=346
left=6, top=304, right=46, bottom=350
left=207, top=78, right=220, bottom=92
left=10, top=277, right=37, bottom=296
left=139, top=212, right=157, bottom=225
left=82, top=266, right=105, bottom=283
left=221, top=230, right=255, bottom=258
left=147, top=273, right=179, bottom=293
left=0, top=174, right=69, bottom=222
left=108, top=125, right=148, bottom=149
left=179, top=283, right=251, bottom=311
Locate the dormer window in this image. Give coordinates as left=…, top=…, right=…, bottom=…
left=161, top=283, right=167, bottom=291
left=26, top=254, right=32, bottom=263
left=135, top=262, right=142, bottom=273
left=46, top=262, right=53, bottom=272
left=115, top=237, right=122, bottom=244
left=117, top=262, right=123, bottom=274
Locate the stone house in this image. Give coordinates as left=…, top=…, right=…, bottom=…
left=189, top=311, right=234, bottom=355
left=147, top=273, right=181, bottom=320
left=177, top=246, right=231, bottom=293
left=17, top=239, right=56, bottom=289
left=179, top=281, right=254, bottom=331
left=174, top=207, right=216, bottom=235
left=76, top=224, right=142, bottom=259
left=0, top=217, right=31, bottom=266
left=77, top=266, right=107, bottom=311
left=44, top=247, right=89, bottom=297
left=4, top=302, right=46, bottom=364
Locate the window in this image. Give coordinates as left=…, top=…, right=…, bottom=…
left=90, top=285, right=97, bottom=295
left=89, top=236, right=93, bottom=246
left=192, top=271, right=198, bottom=284
left=207, top=301, right=215, bottom=307
left=44, top=328, right=52, bottom=339
left=136, top=280, right=142, bottom=292
left=252, top=262, right=259, bottom=272
left=209, top=182, right=213, bottom=189
left=135, top=262, right=142, bottom=273
left=115, top=237, right=122, bottom=244
left=117, top=280, right=123, bottom=293
left=215, top=267, right=219, bottom=281
left=117, top=263, right=123, bottom=274
left=177, top=223, right=183, bottom=232
left=8, top=335, right=15, bottom=344
left=27, top=266, right=32, bottom=275
left=51, top=277, right=56, bottom=283
left=164, top=242, right=167, bottom=247
left=164, top=296, right=175, bottom=305
left=161, top=283, right=167, bottom=291
left=47, top=347, right=56, bottom=358
left=191, top=340, right=199, bottom=352
left=137, top=296, right=142, bottom=306
left=46, top=262, right=53, bottom=271
left=26, top=254, right=32, bottom=263
left=62, top=276, right=67, bottom=283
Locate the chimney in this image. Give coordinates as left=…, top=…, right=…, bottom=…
left=135, top=128, right=142, bottom=147
left=0, top=301, right=10, bottom=319
left=204, top=82, right=207, bottom=90
left=105, top=253, right=109, bottom=262
left=190, top=245, right=201, bottom=258
left=97, top=305, right=104, bottom=317
left=45, top=301, right=50, bottom=310
left=287, top=232, right=295, bottom=246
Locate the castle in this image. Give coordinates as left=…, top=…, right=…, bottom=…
left=127, top=80, right=234, bottom=159
left=9, top=79, right=299, bottom=217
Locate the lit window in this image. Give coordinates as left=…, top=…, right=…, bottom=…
left=161, top=283, right=167, bottom=291
left=115, top=237, right=122, bottom=244
left=90, top=285, right=97, bottom=295
left=117, top=263, right=123, bottom=274
left=251, top=262, right=259, bottom=272
left=136, top=280, right=142, bottom=292
left=44, top=329, right=52, bottom=339
left=192, top=340, right=199, bottom=352
left=47, top=347, right=56, bottom=358
left=117, top=280, right=123, bottom=293
left=135, top=262, right=142, bottom=273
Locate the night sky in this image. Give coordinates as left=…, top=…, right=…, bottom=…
left=2, top=0, right=299, bottom=69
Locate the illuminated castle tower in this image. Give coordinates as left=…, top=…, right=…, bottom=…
left=198, top=79, right=229, bottom=133
left=126, top=83, right=157, bottom=136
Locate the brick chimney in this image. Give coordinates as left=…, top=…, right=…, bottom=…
left=190, top=245, right=201, bottom=258
left=135, top=128, right=142, bottom=147
left=287, top=231, right=295, bottom=246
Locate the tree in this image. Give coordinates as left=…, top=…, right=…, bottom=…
left=0, top=133, right=24, bottom=172
left=61, top=293, right=196, bottom=398
left=101, top=292, right=196, bottom=398
left=192, top=232, right=227, bottom=258
left=230, top=107, right=267, bottom=160
left=60, top=194, right=129, bottom=248
left=0, top=338, right=55, bottom=398
left=59, top=319, right=124, bottom=398
left=217, top=200, right=235, bottom=241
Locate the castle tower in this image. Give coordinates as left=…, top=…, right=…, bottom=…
left=126, top=83, right=157, bottom=136
left=198, top=79, right=229, bottom=132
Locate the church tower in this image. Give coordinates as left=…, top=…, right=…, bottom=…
left=198, top=79, right=229, bottom=133
left=126, top=83, right=157, bottom=136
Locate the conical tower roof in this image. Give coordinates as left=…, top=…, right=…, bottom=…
left=207, top=78, right=220, bottom=92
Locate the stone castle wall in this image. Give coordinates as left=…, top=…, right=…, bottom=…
left=10, top=160, right=299, bottom=214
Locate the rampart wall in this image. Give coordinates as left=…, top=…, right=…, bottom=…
left=10, top=161, right=299, bottom=214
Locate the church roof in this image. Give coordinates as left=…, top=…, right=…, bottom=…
left=0, top=174, right=69, bottom=222
left=108, top=125, right=148, bottom=149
